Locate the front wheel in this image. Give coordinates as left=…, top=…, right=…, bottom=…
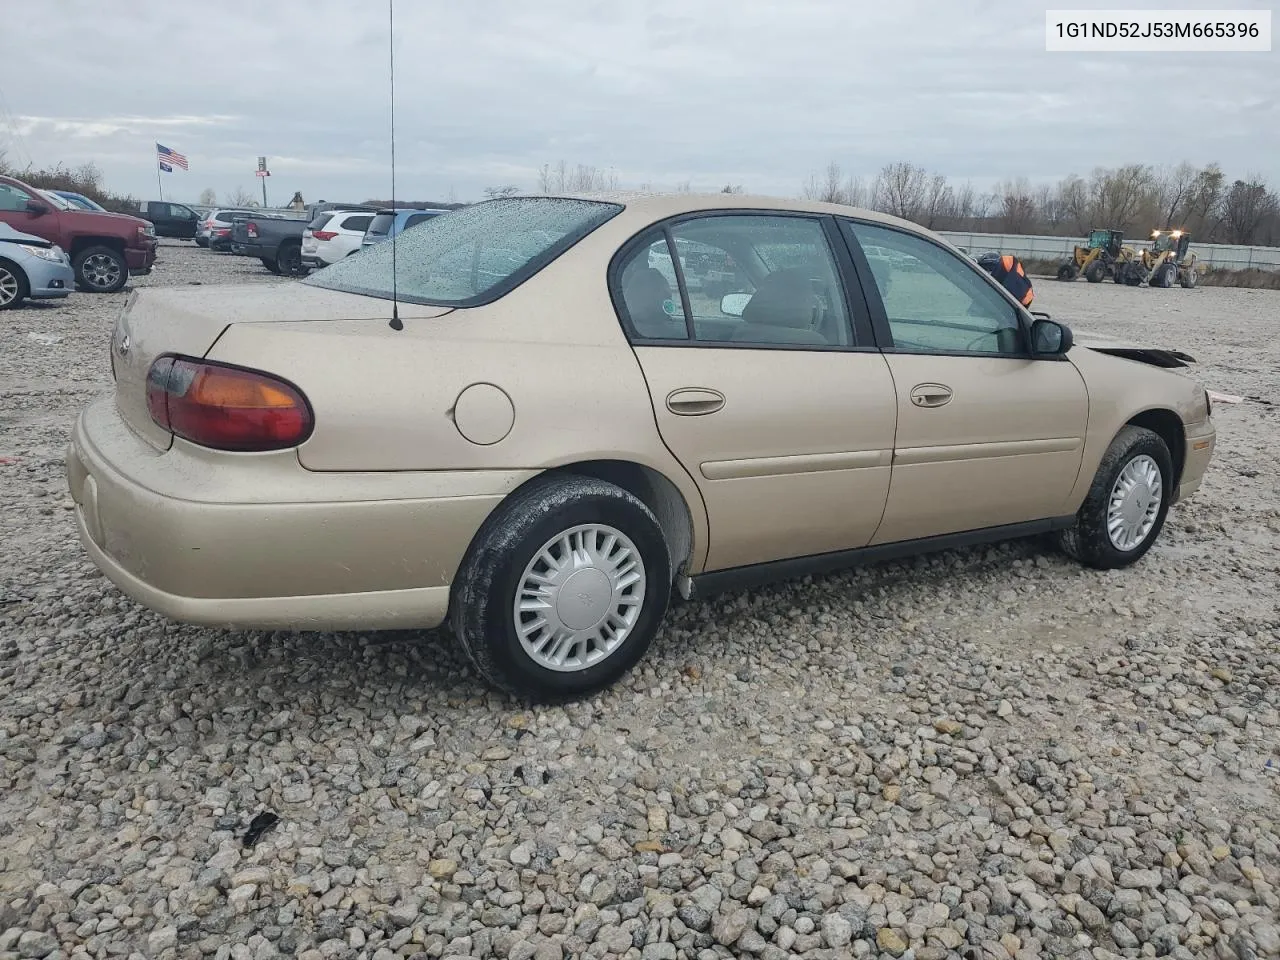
left=1085, top=261, right=1106, bottom=283
left=1058, top=425, right=1173, bottom=569
left=1180, top=267, right=1198, bottom=289
left=1057, top=263, right=1078, bottom=281
left=0, top=259, right=29, bottom=310
left=450, top=475, right=671, bottom=701
left=73, top=245, right=128, bottom=293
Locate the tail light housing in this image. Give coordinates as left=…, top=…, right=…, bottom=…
left=312, top=230, right=338, bottom=241
left=146, top=356, right=313, bottom=451
left=246, top=222, right=259, bottom=239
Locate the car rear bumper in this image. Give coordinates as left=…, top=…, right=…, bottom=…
left=1176, top=418, right=1215, bottom=503
left=66, top=396, right=534, bottom=632
left=26, top=259, right=76, bottom=298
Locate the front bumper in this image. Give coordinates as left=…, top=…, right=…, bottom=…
left=26, top=258, right=76, bottom=298
left=66, top=397, right=533, bottom=632
left=126, top=243, right=156, bottom=275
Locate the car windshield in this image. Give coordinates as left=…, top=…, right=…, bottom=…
left=39, top=190, right=75, bottom=211
left=305, top=197, right=622, bottom=305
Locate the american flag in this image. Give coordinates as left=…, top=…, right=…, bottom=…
left=156, top=143, right=188, bottom=172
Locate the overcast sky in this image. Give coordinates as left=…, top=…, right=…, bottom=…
left=1, top=0, right=1276, bottom=205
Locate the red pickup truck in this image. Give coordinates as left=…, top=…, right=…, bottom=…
left=0, top=174, right=157, bottom=293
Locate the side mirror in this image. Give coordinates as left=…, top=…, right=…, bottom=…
left=26, top=200, right=49, bottom=216
left=1031, top=318, right=1073, bottom=356
left=720, top=292, right=752, bottom=317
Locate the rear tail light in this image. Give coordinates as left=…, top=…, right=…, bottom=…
left=246, top=222, right=259, bottom=239
left=146, top=356, right=313, bottom=451
left=312, top=230, right=338, bottom=241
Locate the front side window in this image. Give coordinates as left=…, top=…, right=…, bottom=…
left=0, top=182, right=33, bottom=212
left=845, top=221, right=1024, bottom=355
left=614, top=215, right=853, bottom=348
left=305, top=197, right=621, bottom=305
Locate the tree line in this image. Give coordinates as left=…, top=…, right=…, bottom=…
left=800, top=160, right=1280, bottom=246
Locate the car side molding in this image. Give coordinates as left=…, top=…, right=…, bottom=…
left=684, top=516, right=1077, bottom=600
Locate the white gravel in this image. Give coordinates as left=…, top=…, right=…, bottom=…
left=1, top=242, right=1277, bottom=960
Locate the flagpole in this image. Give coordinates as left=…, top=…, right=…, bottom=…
left=156, top=156, right=163, bottom=201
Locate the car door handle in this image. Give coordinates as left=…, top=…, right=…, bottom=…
left=666, top=388, right=725, bottom=416
left=909, top=383, right=953, bottom=408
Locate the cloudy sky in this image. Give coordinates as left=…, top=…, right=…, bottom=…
left=2, top=0, right=1276, bottom=205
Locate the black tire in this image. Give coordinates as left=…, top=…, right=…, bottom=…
left=1152, top=263, right=1176, bottom=288
left=275, top=243, right=303, bottom=277
left=260, top=257, right=282, bottom=275
left=1180, top=267, right=1198, bottom=289
left=1085, top=261, right=1106, bottom=283
left=0, top=258, right=29, bottom=310
left=1058, top=425, right=1173, bottom=570
left=73, top=245, right=128, bottom=293
left=195, top=238, right=208, bottom=248
left=450, top=475, right=671, bottom=701
left=1056, top=264, right=1078, bottom=281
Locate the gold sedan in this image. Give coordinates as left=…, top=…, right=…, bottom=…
left=67, top=194, right=1216, bottom=700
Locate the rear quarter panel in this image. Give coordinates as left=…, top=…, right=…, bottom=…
left=1064, top=346, right=1210, bottom=508
left=204, top=225, right=712, bottom=569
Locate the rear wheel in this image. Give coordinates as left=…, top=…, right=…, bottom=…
left=73, top=245, right=127, bottom=293
left=1057, top=263, right=1078, bottom=281
left=0, top=259, right=29, bottom=310
left=275, top=243, right=303, bottom=276
left=450, top=475, right=671, bottom=701
left=260, top=257, right=281, bottom=275
left=1085, top=261, right=1106, bottom=283
left=1179, top=267, right=1198, bottom=289
left=195, top=238, right=208, bottom=248
left=1058, top=426, right=1172, bottom=570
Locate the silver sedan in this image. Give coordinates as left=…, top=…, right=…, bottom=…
left=0, top=222, right=75, bottom=309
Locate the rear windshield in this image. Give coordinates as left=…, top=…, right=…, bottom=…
left=366, top=213, right=394, bottom=238
left=215, top=210, right=247, bottom=223
left=304, top=198, right=622, bottom=306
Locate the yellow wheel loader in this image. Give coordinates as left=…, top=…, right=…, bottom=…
left=1056, top=228, right=1137, bottom=283
left=1116, top=230, right=1198, bottom=289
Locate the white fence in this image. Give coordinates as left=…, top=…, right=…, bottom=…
left=937, top=231, right=1280, bottom=271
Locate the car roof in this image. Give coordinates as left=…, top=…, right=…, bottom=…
left=531, top=191, right=923, bottom=233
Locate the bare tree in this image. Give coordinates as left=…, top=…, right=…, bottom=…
left=1057, top=175, right=1090, bottom=234
left=1088, top=164, right=1155, bottom=232
left=921, top=174, right=954, bottom=229
left=1155, top=162, right=1198, bottom=228
left=538, top=161, right=618, bottom=193
left=996, top=177, right=1036, bottom=233
left=801, top=162, right=864, bottom=206
left=1222, top=177, right=1279, bottom=244
left=950, top=181, right=976, bottom=228
left=483, top=185, right=519, bottom=199
left=674, top=180, right=692, bottom=194
left=226, top=185, right=256, bottom=207
left=198, top=187, right=217, bottom=206
left=721, top=184, right=743, bottom=194
left=1184, top=164, right=1225, bottom=239
left=872, top=162, right=927, bottom=221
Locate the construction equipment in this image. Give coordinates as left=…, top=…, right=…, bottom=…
left=1056, top=228, right=1136, bottom=283
left=1116, top=230, right=1198, bottom=288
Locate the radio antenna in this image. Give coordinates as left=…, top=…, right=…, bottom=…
left=387, top=0, right=403, bottom=331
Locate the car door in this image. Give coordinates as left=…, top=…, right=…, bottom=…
left=168, top=203, right=199, bottom=238
left=0, top=180, right=58, bottom=245
left=613, top=213, right=898, bottom=573
left=841, top=220, right=1089, bottom=545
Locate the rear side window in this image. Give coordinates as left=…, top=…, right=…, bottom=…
left=339, top=214, right=372, bottom=232
left=305, top=197, right=622, bottom=306
left=404, top=212, right=438, bottom=229
left=215, top=210, right=246, bottom=223
left=307, top=212, right=335, bottom=231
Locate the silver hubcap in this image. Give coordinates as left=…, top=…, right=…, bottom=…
left=514, top=523, right=646, bottom=673
left=0, top=267, right=17, bottom=305
left=82, top=253, right=122, bottom=289
left=1107, top=454, right=1163, bottom=551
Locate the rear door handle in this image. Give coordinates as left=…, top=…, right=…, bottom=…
left=909, top=383, right=953, bottom=408
left=666, top=388, right=725, bottom=416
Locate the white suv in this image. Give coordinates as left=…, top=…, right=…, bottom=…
left=301, top=210, right=375, bottom=270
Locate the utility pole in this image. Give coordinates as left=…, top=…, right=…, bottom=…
left=256, top=156, right=270, bottom=207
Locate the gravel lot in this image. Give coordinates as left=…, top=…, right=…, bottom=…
left=1, top=242, right=1277, bottom=960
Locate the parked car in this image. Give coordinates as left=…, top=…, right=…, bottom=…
left=138, top=200, right=201, bottom=239
left=361, top=207, right=447, bottom=248
left=300, top=209, right=376, bottom=271
left=53, top=191, right=108, bottom=212
left=233, top=202, right=376, bottom=275
left=0, top=173, right=156, bottom=293
left=196, top=208, right=255, bottom=248
left=67, top=194, right=1215, bottom=701
left=0, top=221, right=75, bottom=309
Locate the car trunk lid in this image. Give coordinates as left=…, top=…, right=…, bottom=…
left=112, top=283, right=454, bottom=450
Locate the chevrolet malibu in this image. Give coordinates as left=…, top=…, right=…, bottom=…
left=67, top=194, right=1216, bottom=700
